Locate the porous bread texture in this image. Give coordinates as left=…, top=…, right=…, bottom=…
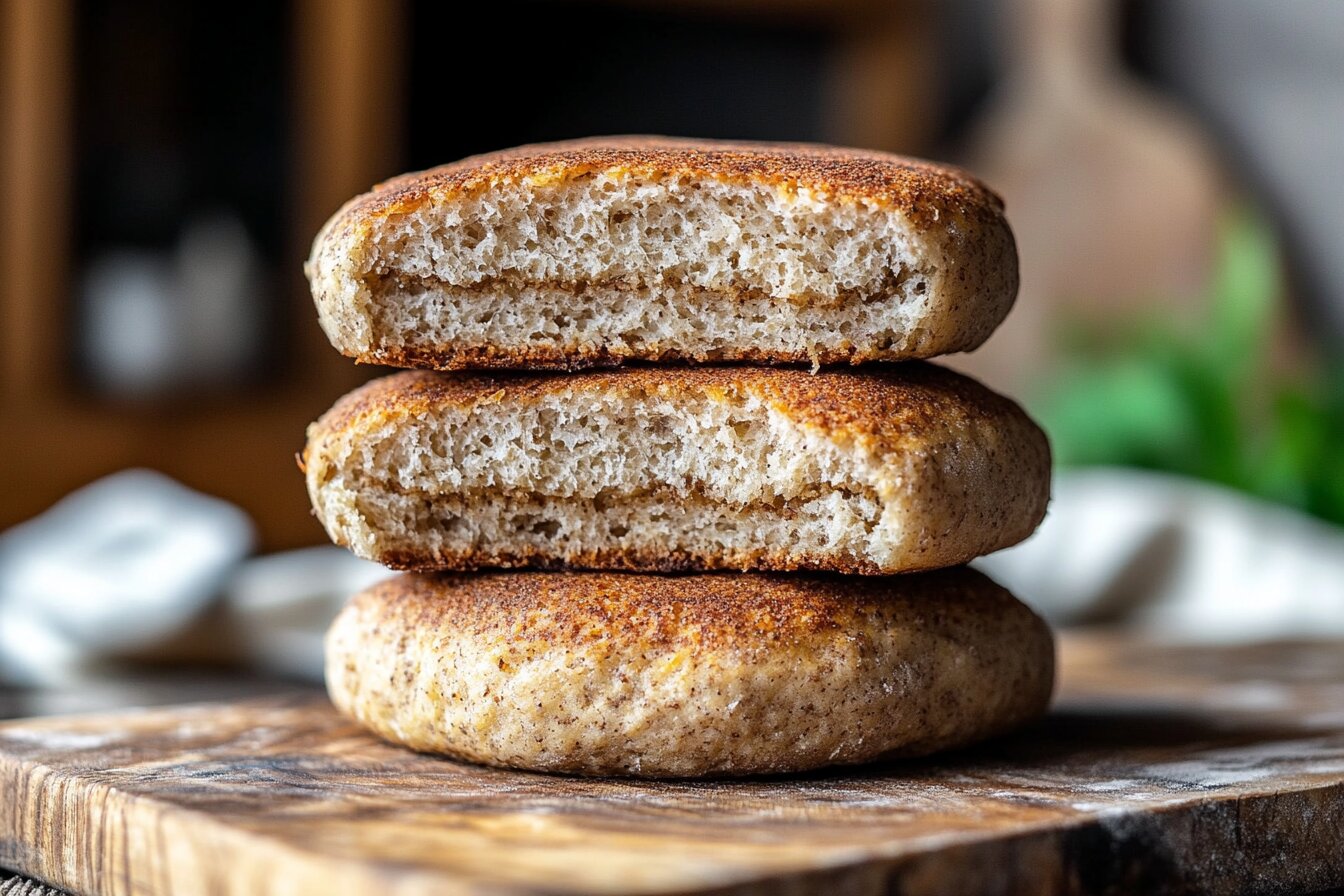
left=302, top=366, right=1051, bottom=574
left=325, top=569, right=1056, bottom=777
left=343, top=179, right=950, bottom=367
left=307, top=137, right=1018, bottom=368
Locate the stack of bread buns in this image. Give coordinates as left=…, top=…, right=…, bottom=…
left=302, top=138, right=1053, bottom=778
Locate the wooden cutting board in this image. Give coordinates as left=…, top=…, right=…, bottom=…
left=2, top=635, right=1344, bottom=896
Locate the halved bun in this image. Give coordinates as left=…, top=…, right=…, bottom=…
left=307, top=137, right=1017, bottom=369
left=302, top=364, right=1050, bottom=574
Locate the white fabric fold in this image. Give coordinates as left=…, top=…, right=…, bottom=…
left=978, top=468, right=1344, bottom=640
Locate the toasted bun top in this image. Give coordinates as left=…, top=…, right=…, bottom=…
left=351, top=567, right=1031, bottom=651
left=322, top=135, right=1007, bottom=238
left=305, top=363, right=1044, bottom=469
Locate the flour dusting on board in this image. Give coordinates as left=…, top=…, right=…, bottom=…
left=0, top=727, right=121, bottom=750
left=1141, top=737, right=1344, bottom=788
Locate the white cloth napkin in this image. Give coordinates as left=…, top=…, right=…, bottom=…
left=978, top=468, right=1344, bottom=639
left=0, top=470, right=387, bottom=685
left=0, top=470, right=254, bottom=683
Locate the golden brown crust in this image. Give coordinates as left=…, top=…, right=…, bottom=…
left=308, top=362, right=1034, bottom=466
left=326, top=568, right=1056, bottom=776
left=352, top=341, right=963, bottom=373
left=376, top=546, right=900, bottom=576
left=351, top=568, right=1021, bottom=647
left=343, top=136, right=1005, bottom=235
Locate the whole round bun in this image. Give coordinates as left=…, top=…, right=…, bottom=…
left=325, top=569, right=1054, bottom=777
left=306, top=136, right=1018, bottom=370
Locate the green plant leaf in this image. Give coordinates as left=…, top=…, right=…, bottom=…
left=1030, top=205, right=1344, bottom=529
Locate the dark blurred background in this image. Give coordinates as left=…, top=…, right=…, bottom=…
left=3, top=0, right=1343, bottom=550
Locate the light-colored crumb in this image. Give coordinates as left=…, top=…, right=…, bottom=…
left=307, top=138, right=1017, bottom=368
left=303, top=366, right=1051, bottom=574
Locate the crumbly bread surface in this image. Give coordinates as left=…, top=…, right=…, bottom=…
left=302, top=364, right=1050, bottom=574
left=325, top=569, right=1055, bottom=777
left=306, top=137, right=1018, bottom=369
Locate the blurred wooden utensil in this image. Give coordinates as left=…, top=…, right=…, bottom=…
left=956, top=0, right=1227, bottom=398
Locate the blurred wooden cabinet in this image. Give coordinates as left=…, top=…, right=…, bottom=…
left=0, top=0, right=403, bottom=549
left=1, top=0, right=933, bottom=550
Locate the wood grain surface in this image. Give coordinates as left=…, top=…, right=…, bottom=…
left=2, top=635, right=1344, bottom=896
